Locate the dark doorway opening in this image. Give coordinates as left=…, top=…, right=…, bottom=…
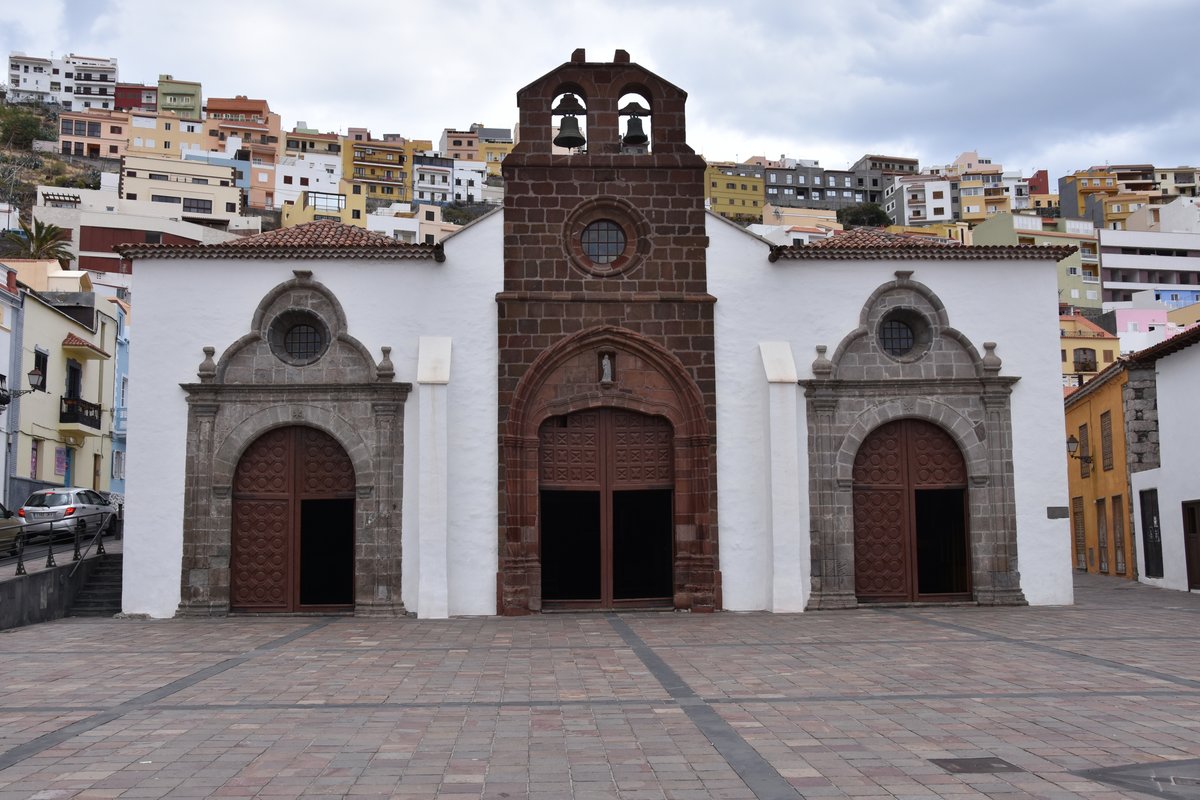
left=1140, top=489, right=1163, bottom=579
left=915, top=489, right=969, bottom=595
left=300, top=498, right=355, bottom=606
left=540, top=490, right=601, bottom=603
left=613, top=489, right=673, bottom=602
left=1182, top=501, right=1200, bottom=591
left=538, top=409, right=674, bottom=610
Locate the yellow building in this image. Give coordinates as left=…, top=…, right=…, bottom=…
left=5, top=261, right=117, bottom=496
left=1168, top=300, right=1200, bottom=327
left=706, top=163, right=763, bottom=221
left=1060, top=313, right=1119, bottom=387
left=120, top=155, right=242, bottom=223
left=1064, top=361, right=1136, bottom=578
left=1059, top=169, right=1116, bottom=218
left=479, top=138, right=514, bottom=176
left=343, top=136, right=411, bottom=204
left=281, top=184, right=367, bottom=228
left=1097, top=191, right=1153, bottom=231
left=1030, top=192, right=1059, bottom=212
left=125, top=110, right=208, bottom=159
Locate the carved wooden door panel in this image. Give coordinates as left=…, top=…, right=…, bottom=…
left=231, top=426, right=355, bottom=612
left=853, top=419, right=968, bottom=603
left=539, top=409, right=673, bottom=608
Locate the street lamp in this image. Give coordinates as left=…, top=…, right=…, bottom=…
left=0, top=368, right=46, bottom=407
left=1065, top=434, right=1093, bottom=466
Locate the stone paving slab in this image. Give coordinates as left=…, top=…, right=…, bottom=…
left=0, top=573, right=1198, bottom=797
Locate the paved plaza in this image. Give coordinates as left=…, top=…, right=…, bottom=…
left=1, top=574, right=1199, bottom=799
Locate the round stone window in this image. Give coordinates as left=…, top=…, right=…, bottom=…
left=581, top=220, right=627, bottom=265
left=268, top=310, right=330, bottom=366
left=877, top=308, right=931, bottom=361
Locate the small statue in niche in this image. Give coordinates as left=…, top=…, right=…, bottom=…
left=600, top=353, right=614, bottom=384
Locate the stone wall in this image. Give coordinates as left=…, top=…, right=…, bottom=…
left=1123, top=364, right=1160, bottom=472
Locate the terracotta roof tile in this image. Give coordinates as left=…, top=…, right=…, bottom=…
left=62, top=332, right=111, bottom=358
left=115, top=220, right=443, bottom=261
left=769, top=227, right=1076, bottom=261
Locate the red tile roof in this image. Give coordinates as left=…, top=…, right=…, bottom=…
left=115, top=220, right=444, bottom=261
left=769, top=227, right=1076, bottom=261
left=1127, top=323, right=1200, bottom=364
left=62, top=332, right=111, bottom=358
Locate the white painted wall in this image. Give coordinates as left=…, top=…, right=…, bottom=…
left=122, top=215, right=502, bottom=618
left=1130, top=342, right=1200, bottom=591
left=707, top=214, right=1074, bottom=609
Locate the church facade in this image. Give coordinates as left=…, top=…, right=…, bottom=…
left=120, top=51, right=1074, bottom=619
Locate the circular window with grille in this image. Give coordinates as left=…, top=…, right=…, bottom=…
left=563, top=198, right=648, bottom=277
left=268, top=310, right=330, bottom=366
left=877, top=308, right=931, bottom=361
left=581, top=220, right=627, bottom=265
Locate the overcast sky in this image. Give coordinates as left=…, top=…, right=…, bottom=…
left=3, top=0, right=1196, bottom=185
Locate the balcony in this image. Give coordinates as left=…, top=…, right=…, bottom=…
left=1082, top=275, right=1100, bottom=284
left=1073, top=359, right=1098, bottom=373
left=60, top=396, right=103, bottom=444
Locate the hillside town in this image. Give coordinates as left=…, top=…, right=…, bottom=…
left=3, top=34, right=1200, bottom=800
left=0, top=46, right=1198, bottom=618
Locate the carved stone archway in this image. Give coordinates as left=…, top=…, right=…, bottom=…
left=498, top=325, right=716, bottom=614
left=803, top=271, right=1025, bottom=609
left=178, top=271, right=410, bottom=616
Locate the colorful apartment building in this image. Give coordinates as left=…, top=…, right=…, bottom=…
left=157, top=75, right=202, bottom=120
left=440, top=127, right=479, bottom=160
left=1064, top=361, right=1135, bottom=578
left=473, top=124, right=515, bottom=176
left=1098, top=227, right=1200, bottom=304
left=973, top=213, right=1099, bottom=311
left=343, top=133, right=410, bottom=204
left=706, top=163, right=763, bottom=220
left=125, top=110, right=207, bottom=159
left=884, top=174, right=954, bottom=226
left=1060, top=313, right=1119, bottom=387
left=280, top=187, right=366, bottom=228
left=114, top=83, right=157, bottom=113
left=119, top=155, right=242, bottom=225
left=204, top=96, right=282, bottom=210
left=284, top=126, right=343, bottom=159
left=58, top=109, right=129, bottom=160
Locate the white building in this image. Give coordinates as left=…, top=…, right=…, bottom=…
left=365, top=203, right=462, bottom=244
left=275, top=153, right=342, bottom=208
left=1127, top=326, right=1200, bottom=592
left=884, top=175, right=955, bottom=226
left=7, top=52, right=119, bottom=110
left=1099, top=228, right=1200, bottom=306
left=117, top=51, right=1075, bottom=620
left=451, top=160, right=487, bottom=203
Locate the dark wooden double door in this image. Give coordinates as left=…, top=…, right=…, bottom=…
left=853, top=419, right=972, bottom=603
left=538, top=409, right=674, bottom=609
left=231, top=426, right=356, bottom=612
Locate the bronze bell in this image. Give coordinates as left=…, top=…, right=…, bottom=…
left=622, top=116, right=648, bottom=147
left=554, top=115, right=586, bottom=149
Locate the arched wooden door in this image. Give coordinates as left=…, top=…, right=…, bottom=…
left=852, top=419, right=971, bottom=603
left=231, top=426, right=356, bottom=612
left=538, top=409, right=674, bottom=609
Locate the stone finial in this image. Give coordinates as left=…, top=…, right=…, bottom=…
left=198, top=346, right=217, bottom=382
left=894, top=270, right=914, bottom=282
left=812, top=344, right=833, bottom=377
left=376, top=346, right=395, bottom=382
left=981, top=342, right=1002, bottom=375
left=571, top=48, right=586, bottom=63
left=293, top=270, right=313, bottom=281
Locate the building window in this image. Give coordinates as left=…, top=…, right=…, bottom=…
left=268, top=310, right=329, bottom=366
left=1100, top=410, right=1113, bottom=470
left=581, top=220, right=626, bottom=265
left=1078, top=423, right=1091, bottom=478
left=1111, top=494, right=1126, bottom=574
left=283, top=175, right=293, bottom=184
left=878, top=318, right=914, bottom=356
left=182, top=198, right=213, bottom=214
left=351, top=209, right=361, bottom=219
left=151, top=194, right=181, bottom=204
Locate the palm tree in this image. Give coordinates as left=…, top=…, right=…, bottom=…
left=2, top=217, right=74, bottom=263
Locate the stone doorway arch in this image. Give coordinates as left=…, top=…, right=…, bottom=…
left=498, top=325, right=716, bottom=614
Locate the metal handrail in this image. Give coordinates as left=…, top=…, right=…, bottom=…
left=12, top=509, right=113, bottom=577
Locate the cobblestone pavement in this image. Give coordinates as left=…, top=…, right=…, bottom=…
left=2, top=573, right=1199, bottom=799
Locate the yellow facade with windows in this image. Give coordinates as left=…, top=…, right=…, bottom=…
left=281, top=183, right=368, bottom=229
left=1064, top=363, right=1136, bottom=578
left=705, top=164, right=763, bottom=221
left=479, top=139, right=514, bottom=176
left=5, top=262, right=116, bottom=497
left=1060, top=313, right=1118, bottom=387
left=125, top=111, right=208, bottom=159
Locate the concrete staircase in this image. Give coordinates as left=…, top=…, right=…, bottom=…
left=70, top=553, right=123, bottom=617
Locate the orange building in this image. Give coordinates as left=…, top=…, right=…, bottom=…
left=1060, top=313, right=1119, bottom=388
left=1064, top=361, right=1136, bottom=578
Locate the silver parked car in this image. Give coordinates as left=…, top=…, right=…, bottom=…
left=19, top=488, right=118, bottom=542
